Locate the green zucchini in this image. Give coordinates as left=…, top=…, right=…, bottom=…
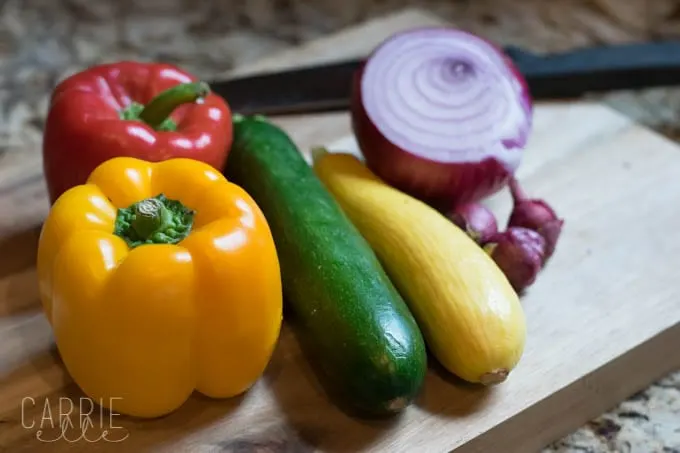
left=225, top=115, right=427, bottom=416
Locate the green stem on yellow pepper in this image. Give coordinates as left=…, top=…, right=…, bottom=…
left=131, top=198, right=170, bottom=239
left=114, top=194, right=195, bottom=248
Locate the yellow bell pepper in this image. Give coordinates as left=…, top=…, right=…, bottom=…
left=36, top=156, right=283, bottom=418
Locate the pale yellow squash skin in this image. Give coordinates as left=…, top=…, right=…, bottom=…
left=313, top=151, right=526, bottom=385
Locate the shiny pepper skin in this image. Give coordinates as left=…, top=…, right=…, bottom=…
left=42, top=61, right=233, bottom=204
left=36, top=157, right=283, bottom=418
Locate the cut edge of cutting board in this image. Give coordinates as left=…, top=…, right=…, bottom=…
left=457, top=324, right=680, bottom=453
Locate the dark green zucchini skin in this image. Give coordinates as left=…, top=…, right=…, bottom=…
left=225, top=115, right=427, bottom=416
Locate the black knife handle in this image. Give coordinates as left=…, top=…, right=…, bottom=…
left=507, top=41, right=680, bottom=98
left=211, top=60, right=363, bottom=116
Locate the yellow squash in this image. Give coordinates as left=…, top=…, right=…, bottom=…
left=312, top=149, right=526, bottom=385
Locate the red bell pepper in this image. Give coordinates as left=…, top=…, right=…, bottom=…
left=42, top=61, right=233, bottom=204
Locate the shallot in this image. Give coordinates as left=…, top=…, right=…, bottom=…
left=449, top=202, right=498, bottom=244
left=484, top=227, right=546, bottom=293
left=351, top=27, right=533, bottom=208
left=507, top=177, right=563, bottom=261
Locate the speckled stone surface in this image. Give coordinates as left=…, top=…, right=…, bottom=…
left=1, top=0, right=679, bottom=451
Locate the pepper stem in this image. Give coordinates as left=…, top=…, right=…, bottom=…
left=138, top=82, right=210, bottom=130
left=114, top=194, right=195, bottom=248
left=131, top=198, right=169, bottom=240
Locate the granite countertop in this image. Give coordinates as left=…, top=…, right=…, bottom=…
left=1, top=0, right=679, bottom=451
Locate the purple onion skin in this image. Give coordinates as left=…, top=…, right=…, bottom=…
left=484, top=227, right=546, bottom=294
left=507, top=177, right=564, bottom=261
left=351, top=69, right=515, bottom=208
left=449, top=202, right=498, bottom=244
left=350, top=32, right=533, bottom=208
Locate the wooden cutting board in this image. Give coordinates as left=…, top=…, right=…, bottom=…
left=1, top=8, right=679, bottom=453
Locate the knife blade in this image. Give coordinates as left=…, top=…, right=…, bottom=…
left=210, top=41, right=680, bottom=116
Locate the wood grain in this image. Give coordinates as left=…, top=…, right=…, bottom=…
left=0, top=8, right=679, bottom=453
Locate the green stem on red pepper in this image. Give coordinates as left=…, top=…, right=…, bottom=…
left=120, top=82, right=210, bottom=132
left=114, top=194, right=195, bottom=248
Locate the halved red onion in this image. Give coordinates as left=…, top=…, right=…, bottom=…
left=351, top=27, right=533, bottom=208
